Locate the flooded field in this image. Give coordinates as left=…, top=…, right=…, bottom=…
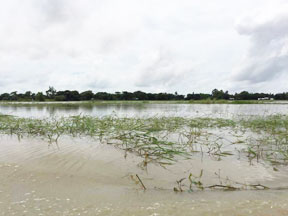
left=1, top=101, right=288, bottom=118
left=1, top=102, right=288, bottom=215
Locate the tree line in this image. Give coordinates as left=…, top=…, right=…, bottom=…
left=0, top=87, right=287, bottom=101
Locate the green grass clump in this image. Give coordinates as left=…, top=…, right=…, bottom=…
left=240, top=115, right=288, bottom=132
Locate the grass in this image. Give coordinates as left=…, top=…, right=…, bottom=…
left=173, top=169, right=270, bottom=192
left=1, top=113, right=288, bottom=191
left=0, top=114, right=288, bottom=164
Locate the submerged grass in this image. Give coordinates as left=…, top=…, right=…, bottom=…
left=1, top=114, right=288, bottom=165
left=1, top=113, right=288, bottom=191
left=0, top=114, right=238, bottom=167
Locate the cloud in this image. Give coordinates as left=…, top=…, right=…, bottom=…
left=232, top=4, right=288, bottom=84
left=135, top=49, right=193, bottom=88
left=37, top=0, right=68, bottom=24
left=0, top=0, right=203, bottom=93
left=0, top=0, right=284, bottom=94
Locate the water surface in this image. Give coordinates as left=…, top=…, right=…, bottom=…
left=1, top=134, right=288, bottom=215
left=1, top=102, right=288, bottom=118
left=1, top=102, right=288, bottom=215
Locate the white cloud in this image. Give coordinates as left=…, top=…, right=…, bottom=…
left=0, top=0, right=286, bottom=94
left=232, top=4, right=288, bottom=88
left=135, top=48, right=193, bottom=88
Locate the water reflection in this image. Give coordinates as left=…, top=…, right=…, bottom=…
left=0, top=102, right=288, bottom=118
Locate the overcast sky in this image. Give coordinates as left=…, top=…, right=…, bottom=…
left=0, top=0, right=287, bottom=94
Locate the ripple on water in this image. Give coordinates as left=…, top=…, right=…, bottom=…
left=1, top=133, right=288, bottom=215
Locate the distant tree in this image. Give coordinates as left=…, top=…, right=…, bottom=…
left=35, top=92, right=45, bottom=101
left=211, top=89, right=230, bottom=100
left=56, top=90, right=80, bottom=101
left=55, top=95, right=65, bottom=101
left=134, top=91, right=147, bottom=100
left=94, top=92, right=113, bottom=100
left=1, top=88, right=288, bottom=102
left=0, top=93, right=10, bottom=100
left=10, top=91, right=18, bottom=101
left=156, top=93, right=175, bottom=100
left=24, top=91, right=32, bottom=100
left=174, top=93, right=185, bottom=100
left=235, top=91, right=250, bottom=100
left=69, top=91, right=80, bottom=101
left=275, top=92, right=288, bottom=100
left=186, top=93, right=211, bottom=100
left=46, top=86, right=56, bottom=99
left=121, top=91, right=134, bottom=100
left=80, top=90, right=94, bottom=100
left=146, top=93, right=156, bottom=100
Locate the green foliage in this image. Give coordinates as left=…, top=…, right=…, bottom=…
left=1, top=87, right=287, bottom=101
left=35, top=92, right=45, bottom=101
left=80, top=90, right=94, bottom=100
left=46, top=86, right=56, bottom=99
left=212, top=89, right=229, bottom=100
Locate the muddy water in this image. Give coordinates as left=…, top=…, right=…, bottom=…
left=1, top=102, right=288, bottom=118
left=1, top=135, right=288, bottom=215
left=1, top=102, right=288, bottom=215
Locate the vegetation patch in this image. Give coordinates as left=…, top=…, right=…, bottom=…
left=1, top=114, right=288, bottom=191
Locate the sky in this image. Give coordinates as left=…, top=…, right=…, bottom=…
left=0, top=0, right=287, bottom=94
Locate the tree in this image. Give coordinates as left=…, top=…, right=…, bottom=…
left=35, top=92, right=45, bottom=101
left=46, top=86, right=56, bottom=99
left=0, top=93, right=10, bottom=100
left=211, top=89, right=229, bottom=100
left=134, top=91, right=147, bottom=100
left=24, top=91, right=32, bottom=100
left=235, top=91, right=250, bottom=100
left=80, top=90, right=94, bottom=100
left=10, top=91, right=18, bottom=100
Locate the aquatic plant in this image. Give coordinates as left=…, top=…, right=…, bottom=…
left=2, top=113, right=288, bottom=192
left=1, top=114, right=288, bottom=167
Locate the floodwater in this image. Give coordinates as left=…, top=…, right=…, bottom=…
left=1, top=135, right=288, bottom=216
left=1, top=102, right=288, bottom=215
left=1, top=102, right=288, bottom=118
